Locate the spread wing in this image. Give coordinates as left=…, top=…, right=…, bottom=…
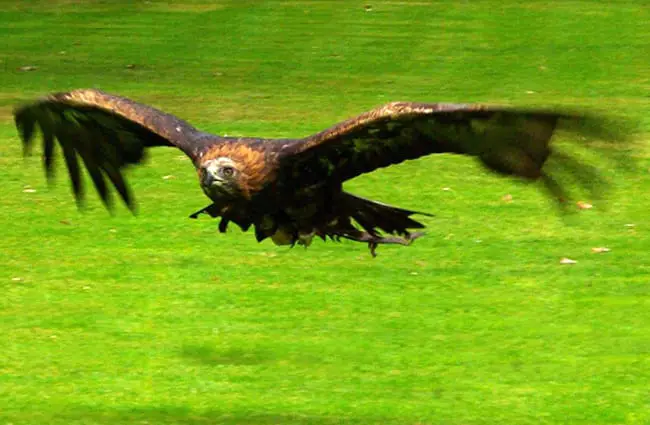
left=279, top=102, right=622, bottom=201
left=14, top=89, right=213, bottom=211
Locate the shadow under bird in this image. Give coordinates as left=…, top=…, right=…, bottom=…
left=14, top=89, right=624, bottom=256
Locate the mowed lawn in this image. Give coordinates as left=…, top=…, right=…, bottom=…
left=1, top=1, right=649, bottom=424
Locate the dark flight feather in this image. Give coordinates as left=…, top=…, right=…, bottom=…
left=13, top=88, right=213, bottom=210
left=56, top=128, right=84, bottom=206
left=42, top=130, right=56, bottom=182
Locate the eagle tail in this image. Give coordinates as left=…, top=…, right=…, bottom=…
left=331, top=192, right=431, bottom=256
left=341, top=192, right=430, bottom=234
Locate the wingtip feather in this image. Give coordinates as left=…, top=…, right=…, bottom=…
left=15, top=109, right=37, bottom=156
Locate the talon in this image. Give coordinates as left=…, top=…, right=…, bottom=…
left=289, top=231, right=299, bottom=247
left=368, top=242, right=378, bottom=257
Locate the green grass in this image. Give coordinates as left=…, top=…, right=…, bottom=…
left=1, top=1, right=650, bottom=424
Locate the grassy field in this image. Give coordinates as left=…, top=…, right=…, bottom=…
left=1, top=1, right=649, bottom=424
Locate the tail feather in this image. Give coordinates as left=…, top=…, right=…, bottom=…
left=340, top=193, right=430, bottom=236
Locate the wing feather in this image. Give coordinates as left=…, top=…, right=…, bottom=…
left=56, top=128, right=84, bottom=207
left=279, top=102, right=627, bottom=201
left=42, top=130, right=56, bottom=181
left=14, top=89, right=214, bottom=210
left=101, top=155, right=134, bottom=209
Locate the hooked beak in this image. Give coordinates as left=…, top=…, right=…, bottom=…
left=202, top=171, right=220, bottom=187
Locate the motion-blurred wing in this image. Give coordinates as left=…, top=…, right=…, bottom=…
left=14, top=89, right=212, bottom=211
left=279, top=102, right=617, bottom=201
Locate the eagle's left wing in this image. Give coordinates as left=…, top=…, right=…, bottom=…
left=14, top=89, right=215, bottom=211
left=277, top=102, right=621, bottom=201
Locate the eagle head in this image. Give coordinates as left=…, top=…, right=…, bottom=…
left=199, top=157, right=245, bottom=199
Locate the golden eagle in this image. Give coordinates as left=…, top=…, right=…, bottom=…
left=14, top=89, right=620, bottom=256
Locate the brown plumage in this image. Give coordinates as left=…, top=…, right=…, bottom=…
left=14, top=89, right=626, bottom=256
left=200, top=143, right=273, bottom=197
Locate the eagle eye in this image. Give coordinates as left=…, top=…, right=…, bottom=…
left=220, top=166, right=235, bottom=178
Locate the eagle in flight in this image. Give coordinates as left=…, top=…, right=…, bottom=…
left=14, top=89, right=618, bottom=256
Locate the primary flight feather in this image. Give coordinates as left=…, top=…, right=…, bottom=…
left=14, top=89, right=622, bottom=256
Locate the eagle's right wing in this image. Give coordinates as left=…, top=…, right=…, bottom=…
left=14, top=89, right=216, bottom=211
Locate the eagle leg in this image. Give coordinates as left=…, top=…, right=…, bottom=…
left=368, top=241, right=378, bottom=258
left=336, top=231, right=425, bottom=257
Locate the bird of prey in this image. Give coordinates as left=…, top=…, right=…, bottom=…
left=14, top=89, right=618, bottom=256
